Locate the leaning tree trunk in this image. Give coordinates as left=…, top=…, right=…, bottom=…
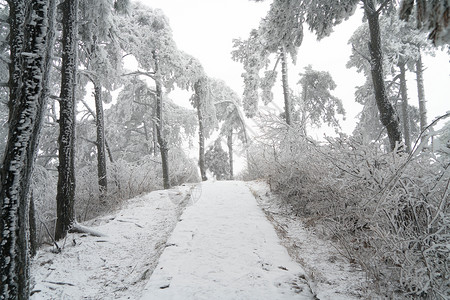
left=152, top=50, right=170, bottom=189
left=364, top=0, right=402, bottom=151
left=227, top=131, right=233, bottom=180
left=399, top=63, right=411, bottom=153
left=280, top=45, right=292, bottom=125
left=415, top=48, right=428, bottom=142
left=94, top=81, right=107, bottom=202
left=55, top=0, right=79, bottom=241
left=1, top=0, right=50, bottom=298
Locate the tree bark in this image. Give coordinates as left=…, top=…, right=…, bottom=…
left=364, top=0, right=402, bottom=151
left=28, top=0, right=57, bottom=258
left=1, top=0, right=50, bottom=298
left=280, top=45, right=291, bottom=125
left=197, top=108, right=207, bottom=181
left=415, top=48, right=428, bottom=143
left=152, top=50, right=170, bottom=189
left=94, top=81, right=107, bottom=202
left=55, top=0, right=79, bottom=241
left=399, top=63, right=411, bottom=153
left=227, top=131, right=233, bottom=180
left=194, top=79, right=208, bottom=182
left=29, top=192, right=37, bottom=258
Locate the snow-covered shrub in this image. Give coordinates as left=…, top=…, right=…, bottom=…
left=320, top=137, right=449, bottom=299
left=248, top=119, right=449, bottom=299
left=31, top=165, right=57, bottom=246
left=75, top=164, right=108, bottom=222
left=205, top=139, right=230, bottom=180
left=168, top=148, right=200, bottom=186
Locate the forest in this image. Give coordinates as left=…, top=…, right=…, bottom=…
left=0, top=0, right=449, bottom=299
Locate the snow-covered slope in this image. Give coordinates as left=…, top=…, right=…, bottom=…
left=31, top=185, right=194, bottom=299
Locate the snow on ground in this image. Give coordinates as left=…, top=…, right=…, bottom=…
left=31, top=184, right=195, bottom=299
left=141, top=180, right=314, bottom=300
left=30, top=180, right=376, bottom=299
left=247, top=180, right=378, bottom=299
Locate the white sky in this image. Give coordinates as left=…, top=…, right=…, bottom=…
left=137, top=0, right=449, bottom=137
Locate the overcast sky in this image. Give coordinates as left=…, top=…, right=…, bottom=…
left=138, top=0, right=449, bottom=137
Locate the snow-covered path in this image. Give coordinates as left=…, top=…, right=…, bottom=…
left=141, top=181, right=314, bottom=300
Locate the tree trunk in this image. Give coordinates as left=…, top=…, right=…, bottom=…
left=415, top=48, right=428, bottom=143
left=194, top=79, right=208, bottom=182
left=1, top=0, right=50, bottom=298
left=152, top=50, right=170, bottom=189
left=55, top=0, right=79, bottom=241
left=105, top=139, right=114, bottom=163
left=29, top=192, right=37, bottom=258
left=300, top=81, right=308, bottom=135
left=280, top=45, right=291, bottom=125
left=197, top=108, right=207, bottom=181
left=6, top=0, right=25, bottom=121
left=364, top=0, right=402, bottom=151
left=28, top=0, right=57, bottom=259
left=399, top=63, right=411, bottom=153
left=227, top=131, right=233, bottom=180
left=94, top=82, right=107, bottom=202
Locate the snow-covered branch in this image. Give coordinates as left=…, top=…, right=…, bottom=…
left=122, top=70, right=156, bottom=81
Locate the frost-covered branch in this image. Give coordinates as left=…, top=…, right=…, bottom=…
left=122, top=70, right=156, bottom=81
left=80, top=98, right=95, bottom=117
left=351, top=44, right=370, bottom=63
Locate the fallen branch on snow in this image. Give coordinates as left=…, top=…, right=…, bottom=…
left=69, top=223, right=107, bottom=237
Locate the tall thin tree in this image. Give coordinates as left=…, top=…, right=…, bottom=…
left=415, top=48, right=428, bottom=142
left=55, top=0, right=79, bottom=241
left=399, top=62, right=411, bottom=152
left=193, top=77, right=210, bottom=181
left=152, top=50, right=170, bottom=189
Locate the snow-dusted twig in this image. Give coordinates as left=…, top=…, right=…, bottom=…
left=38, top=216, right=61, bottom=252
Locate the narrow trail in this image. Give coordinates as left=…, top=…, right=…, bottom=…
left=141, top=181, right=314, bottom=300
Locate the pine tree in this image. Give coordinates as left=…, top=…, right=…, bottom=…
left=55, top=0, right=79, bottom=241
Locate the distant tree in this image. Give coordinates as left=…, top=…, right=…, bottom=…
left=232, top=0, right=303, bottom=124
left=205, top=139, right=230, bottom=180
left=78, top=0, right=126, bottom=201
left=55, top=0, right=79, bottom=241
left=1, top=0, right=54, bottom=297
left=296, top=65, right=345, bottom=134
left=253, top=0, right=403, bottom=149
left=192, top=77, right=217, bottom=181
left=399, top=0, right=450, bottom=46
left=210, top=78, right=248, bottom=179
left=117, top=3, right=205, bottom=188
left=104, top=78, right=197, bottom=163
